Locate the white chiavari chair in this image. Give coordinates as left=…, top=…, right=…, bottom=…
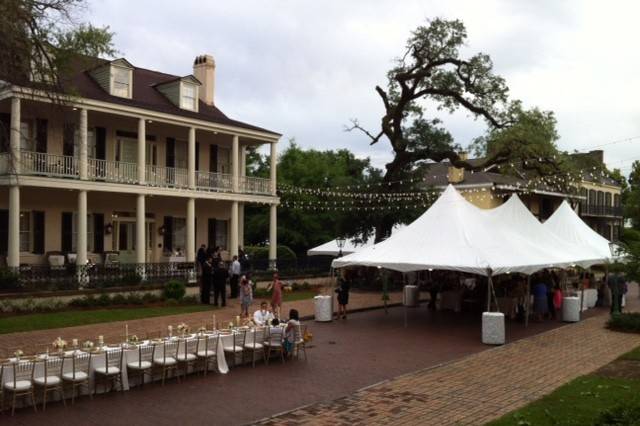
left=196, top=334, right=218, bottom=376
left=62, top=352, right=92, bottom=404
left=3, top=359, right=37, bottom=415
left=126, top=344, right=154, bottom=388
left=152, top=340, right=179, bottom=386
left=33, top=356, right=66, bottom=410
left=243, top=327, right=266, bottom=368
left=223, top=329, right=246, bottom=367
left=94, top=348, right=124, bottom=394
left=177, top=337, right=198, bottom=379
left=264, top=326, right=286, bottom=365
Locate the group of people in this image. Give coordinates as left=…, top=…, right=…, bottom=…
left=197, top=244, right=250, bottom=307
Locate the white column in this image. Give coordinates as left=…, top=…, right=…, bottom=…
left=270, top=142, right=277, bottom=195
left=136, top=194, right=146, bottom=264
left=186, top=197, right=195, bottom=262
left=137, top=118, right=146, bottom=184
left=7, top=186, right=20, bottom=268
left=238, top=203, right=245, bottom=249
left=230, top=201, right=239, bottom=257
left=79, top=108, right=88, bottom=180
left=232, top=135, right=239, bottom=192
left=8, top=98, right=20, bottom=268
left=77, top=190, right=87, bottom=266
left=10, top=97, right=20, bottom=174
left=269, top=203, right=277, bottom=269
left=188, top=127, right=196, bottom=189
left=240, top=146, right=246, bottom=178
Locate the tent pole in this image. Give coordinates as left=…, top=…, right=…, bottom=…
left=486, top=271, right=493, bottom=312
left=578, top=268, right=585, bottom=321
left=525, top=275, right=531, bottom=328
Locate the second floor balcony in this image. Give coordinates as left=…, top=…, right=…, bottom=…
left=579, top=202, right=623, bottom=218
left=0, top=151, right=273, bottom=196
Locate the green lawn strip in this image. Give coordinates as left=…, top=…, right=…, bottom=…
left=488, top=375, right=640, bottom=426
left=0, top=305, right=216, bottom=335
left=283, top=290, right=317, bottom=302
left=619, top=345, right=640, bottom=361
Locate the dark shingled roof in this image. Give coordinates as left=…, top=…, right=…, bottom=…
left=59, top=57, right=280, bottom=137
left=422, top=162, right=527, bottom=187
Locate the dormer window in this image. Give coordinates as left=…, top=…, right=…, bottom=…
left=181, top=83, right=197, bottom=111
left=112, top=66, right=131, bottom=98
left=88, top=58, right=134, bottom=99
left=155, top=75, right=201, bottom=112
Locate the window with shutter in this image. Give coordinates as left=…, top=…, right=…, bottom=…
left=32, top=211, right=45, bottom=254
left=61, top=212, right=73, bottom=252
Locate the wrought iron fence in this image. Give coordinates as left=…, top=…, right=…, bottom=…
left=579, top=203, right=623, bottom=217
left=0, top=262, right=196, bottom=294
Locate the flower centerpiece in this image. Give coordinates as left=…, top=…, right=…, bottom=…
left=176, top=323, right=189, bottom=337
left=128, top=335, right=139, bottom=344
left=82, top=340, right=94, bottom=350
left=14, top=349, right=23, bottom=360
left=197, top=326, right=207, bottom=334
left=52, top=337, right=67, bottom=353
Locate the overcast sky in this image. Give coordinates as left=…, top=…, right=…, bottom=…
left=84, top=0, right=640, bottom=175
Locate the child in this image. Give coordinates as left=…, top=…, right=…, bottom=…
left=553, top=284, right=563, bottom=320
left=239, top=275, right=253, bottom=318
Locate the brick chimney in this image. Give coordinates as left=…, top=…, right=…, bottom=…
left=193, top=54, right=216, bottom=106
left=447, top=151, right=468, bottom=184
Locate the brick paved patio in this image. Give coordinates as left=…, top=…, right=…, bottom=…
left=254, top=288, right=640, bottom=426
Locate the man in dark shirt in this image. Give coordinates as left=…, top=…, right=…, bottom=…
left=212, top=260, right=228, bottom=307
left=200, top=256, right=213, bottom=304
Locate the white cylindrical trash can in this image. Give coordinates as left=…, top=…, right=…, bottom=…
left=403, top=285, right=419, bottom=307
left=563, top=296, right=580, bottom=322
left=314, top=295, right=333, bottom=322
left=482, top=312, right=505, bottom=345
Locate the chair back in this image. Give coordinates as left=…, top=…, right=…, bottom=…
left=64, top=352, right=91, bottom=380
left=155, top=340, right=179, bottom=363
left=295, top=324, right=304, bottom=343
left=234, top=329, right=246, bottom=348
left=10, top=360, right=35, bottom=388
left=41, top=356, right=65, bottom=384
left=179, top=338, right=198, bottom=361
left=197, top=334, right=218, bottom=354
left=136, top=344, right=154, bottom=367
left=267, top=327, right=284, bottom=345
left=104, top=348, right=123, bottom=373
left=250, top=327, right=266, bottom=349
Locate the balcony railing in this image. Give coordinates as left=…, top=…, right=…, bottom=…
left=240, top=176, right=273, bottom=195
left=196, top=170, right=233, bottom=192
left=1, top=151, right=275, bottom=197
left=580, top=203, right=623, bottom=217
left=21, top=151, right=78, bottom=178
left=145, top=165, right=189, bottom=188
left=89, top=158, right=138, bottom=184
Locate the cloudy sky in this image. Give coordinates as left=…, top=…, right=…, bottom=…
left=83, top=0, right=640, bottom=175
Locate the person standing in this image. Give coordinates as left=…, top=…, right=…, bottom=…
left=533, top=279, right=549, bottom=322
left=239, top=275, right=253, bottom=318
left=230, top=255, right=241, bottom=299
left=212, top=260, right=228, bottom=307
left=335, top=277, right=350, bottom=319
left=267, top=272, right=283, bottom=319
left=200, top=255, right=213, bottom=304
left=608, top=271, right=626, bottom=315
left=196, top=244, right=207, bottom=272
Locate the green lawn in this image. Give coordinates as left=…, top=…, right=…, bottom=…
left=0, top=304, right=216, bottom=335
left=489, top=348, right=640, bottom=426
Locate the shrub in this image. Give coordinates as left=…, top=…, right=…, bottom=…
left=95, top=293, right=112, bottom=307
left=164, top=298, right=179, bottom=306
left=163, top=280, right=186, bottom=301
left=179, top=295, right=198, bottom=305
left=0, top=269, right=21, bottom=290
left=125, top=293, right=144, bottom=305
left=594, top=403, right=640, bottom=425
left=607, top=313, right=640, bottom=333
left=142, top=292, right=160, bottom=304
left=111, top=294, right=127, bottom=305
left=245, top=245, right=297, bottom=269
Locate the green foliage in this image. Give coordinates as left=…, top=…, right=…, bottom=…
left=245, top=141, right=384, bottom=253
left=245, top=245, right=297, bottom=263
left=0, top=1, right=116, bottom=91
left=489, top=376, right=640, bottom=426
left=593, top=404, right=640, bottom=426
left=607, top=313, right=640, bottom=334
left=0, top=269, right=20, bottom=290
left=163, top=280, right=186, bottom=301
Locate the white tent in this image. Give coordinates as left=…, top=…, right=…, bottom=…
left=542, top=200, right=613, bottom=262
left=332, top=185, right=579, bottom=276
left=483, top=195, right=606, bottom=268
left=307, top=237, right=372, bottom=257
left=307, top=225, right=405, bottom=257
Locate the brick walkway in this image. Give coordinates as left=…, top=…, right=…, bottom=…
left=0, top=290, right=406, bottom=354
left=255, top=294, right=640, bottom=425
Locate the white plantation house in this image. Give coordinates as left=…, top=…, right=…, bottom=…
left=0, top=54, right=279, bottom=281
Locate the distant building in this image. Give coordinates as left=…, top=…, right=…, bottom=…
left=422, top=151, right=624, bottom=242
left=571, top=150, right=623, bottom=241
